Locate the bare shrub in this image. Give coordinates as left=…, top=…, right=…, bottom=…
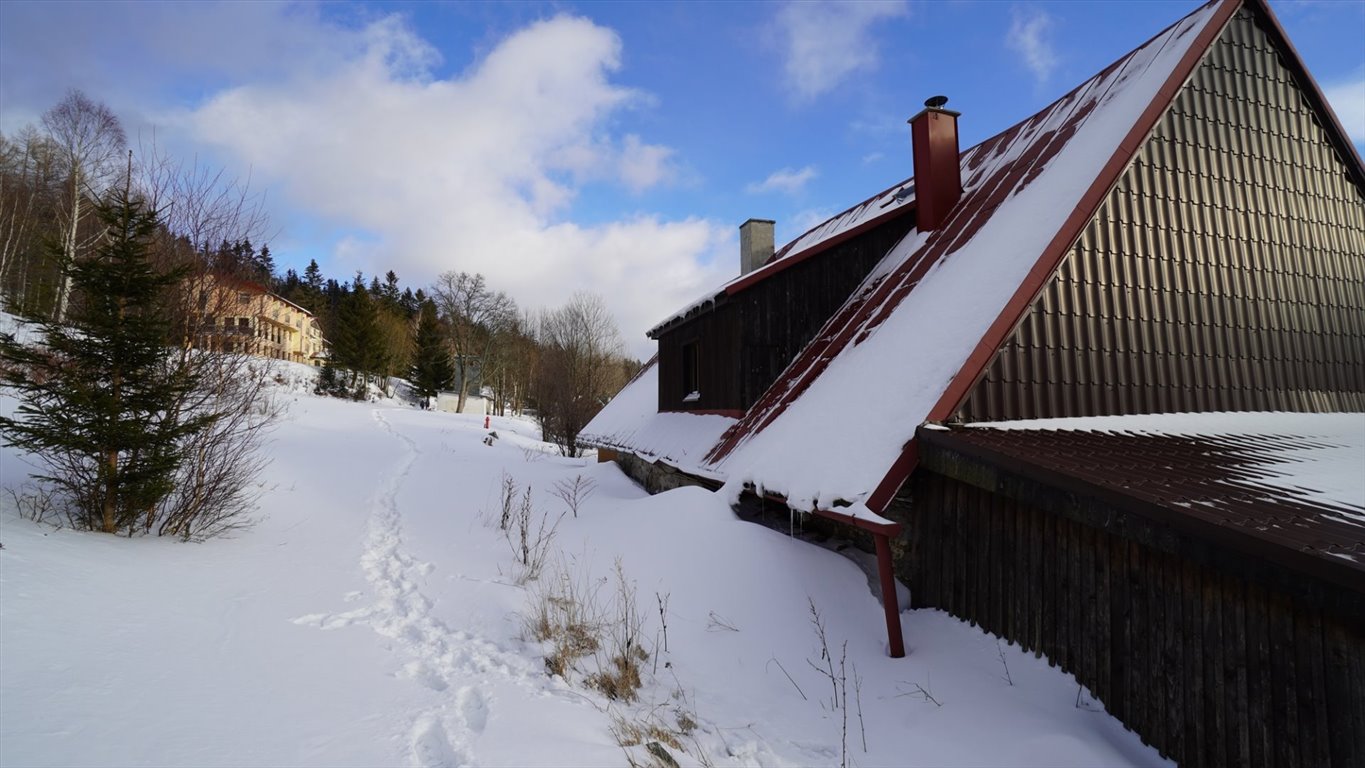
left=799, top=598, right=867, bottom=766
left=853, top=661, right=867, bottom=753
left=154, top=353, right=276, bottom=540
left=766, top=656, right=807, bottom=700
left=998, top=640, right=1014, bottom=686
left=588, top=560, right=649, bottom=702
left=496, top=474, right=562, bottom=583
left=5, top=484, right=62, bottom=527
left=654, top=591, right=670, bottom=673
left=896, top=679, right=942, bottom=707
left=611, top=709, right=685, bottom=768
left=496, top=471, right=516, bottom=531
left=523, top=560, right=605, bottom=679
left=806, top=597, right=841, bottom=710
left=551, top=473, right=596, bottom=518
left=705, top=611, right=738, bottom=632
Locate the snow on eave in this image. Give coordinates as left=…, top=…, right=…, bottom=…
left=578, top=359, right=736, bottom=476
left=646, top=289, right=726, bottom=339
left=966, top=412, right=1365, bottom=516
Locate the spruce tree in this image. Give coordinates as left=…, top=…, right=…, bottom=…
left=331, top=276, right=382, bottom=395
left=303, top=259, right=323, bottom=291
left=253, top=244, right=276, bottom=286
left=0, top=183, right=215, bottom=534
left=410, top=300, right=454, bottom=404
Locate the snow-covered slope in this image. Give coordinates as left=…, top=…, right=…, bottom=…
left=1, top=386, right=1166, bottom=767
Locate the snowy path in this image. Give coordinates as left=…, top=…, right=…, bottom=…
left=294, top=409, right=534, bottom=767
left=2, top=391, right=1166, bottom=768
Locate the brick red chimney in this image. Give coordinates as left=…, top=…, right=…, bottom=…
left=909, top=96, right=962, bottom=231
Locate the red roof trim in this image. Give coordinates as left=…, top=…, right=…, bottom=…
left=865, top=0, right=1241, bottom=512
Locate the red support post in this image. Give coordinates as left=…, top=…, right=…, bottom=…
left=876, top=533, right=906, bottom=658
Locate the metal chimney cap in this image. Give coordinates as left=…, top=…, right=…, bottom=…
left=924, top=95, right=949, bottom=109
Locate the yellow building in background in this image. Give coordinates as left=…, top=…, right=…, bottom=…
left=189, top=275, right=327, bottom=365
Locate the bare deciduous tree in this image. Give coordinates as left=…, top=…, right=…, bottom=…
left=0, top=127, right=61, bottom=309
left=431, top=271, right=517, bottom=412
left=533, top=292, right=626, bottom=457
left=137, top=141, right=279, bottom=540
left=134, top=132, right=270, bottom=260
left=42, top=89, right=127, bottom=321
left=482, top=310, right=538, bottom=416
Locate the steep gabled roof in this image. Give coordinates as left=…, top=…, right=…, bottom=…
left=585, top=0, right=1365, bottom=515
left=702, top=0, right=1237, bottom=511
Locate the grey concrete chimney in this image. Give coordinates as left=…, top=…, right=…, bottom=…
left=739, top=218, right=775, bottom=275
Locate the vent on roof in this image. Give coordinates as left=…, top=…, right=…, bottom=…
left=909, top=96, right=962, bottom=231
left=739, top=218, right=775, bottom=275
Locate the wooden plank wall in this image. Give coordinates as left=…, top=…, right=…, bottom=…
left=656, top=212, right=915, bottom=412
left=656, top=302, right=741, bottom=411
left=895, top=472, right=1364, bottom=768
left=734, top=216, right=916, bottom=408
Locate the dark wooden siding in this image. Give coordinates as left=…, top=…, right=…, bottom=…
left=656, top=213, right=917, bottom=412
left=656, top=301, right=740, bottom=411
left=891, top=469, right=1364, bottom=768
left=734, top=216, right=917, bottom=408
left=961, top=10, right=1365, bottom=422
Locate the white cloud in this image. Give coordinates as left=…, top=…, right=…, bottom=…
left=1006, top=6, right=1059, bottom=85
left=1, top=3, right=383, bottom=131
left=172, top=14, right=730, bottom=357
left=746, top=165, right=818, bottom=195
left=1323, top=75, right=1365, bottom=145
left=777, top=1, right=909, bottom=102
left=618, top=135, right=678, bottom=193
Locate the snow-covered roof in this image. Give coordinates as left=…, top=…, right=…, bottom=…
left=933, top=412, right=1365, bottom=573
left=969, top=412, right=1365, bottom=520
left=585, top=0, right=1362, bottom=531
left=578, top=358, right=734, bottom=477
left=702, top=0, right=1227, bottom=511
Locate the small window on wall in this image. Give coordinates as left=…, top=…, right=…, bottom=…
left=682, top=341, right=700, bottom=403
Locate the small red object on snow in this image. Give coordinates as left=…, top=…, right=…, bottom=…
left=484, top=415, right=490, bottom=429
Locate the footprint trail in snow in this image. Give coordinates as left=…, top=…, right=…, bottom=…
left=294, top=409, right=531, bottom=767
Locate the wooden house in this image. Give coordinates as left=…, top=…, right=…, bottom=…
left=580, top=0, right=1363, bottom=765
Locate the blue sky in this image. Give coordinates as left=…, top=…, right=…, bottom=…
left=2, top=0, right=1362, bottom=356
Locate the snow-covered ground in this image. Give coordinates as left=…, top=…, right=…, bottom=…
left=1, top=378, right=1165, bottom=767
